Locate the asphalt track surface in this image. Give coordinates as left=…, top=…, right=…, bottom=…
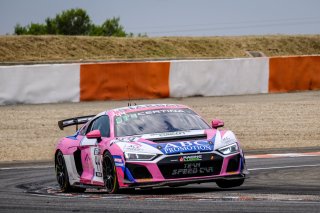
left=0, top=150, right=319, bottom=213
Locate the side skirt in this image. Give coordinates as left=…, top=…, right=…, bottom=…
left=64, top=155, right=80, bottom=186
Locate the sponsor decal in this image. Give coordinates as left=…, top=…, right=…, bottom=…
left=113, top=104, right=183, bottom=113
left=135, top=109, right=185, bottom=116
left=115, top=162, right=124, bottom=167
left=115, top=113, right=138, bottom=124
left=110, top=136, right=140, bottom=145
left=115, top=109, right=189, bottom=124
left=149, top=131, right=187, bottom=137
left=85, top=154, right=90, bottom=162
left=113, top=156, right=125, bottom=168
left=124, top=144, right=143, bottom=152
left=114, top=158, right=123, bottom=163
left=94, top=148, right=100, bottom=155
left=94, top=155, right=102, bottom=172
left=179, top=155, right=202, bottom=162
left=157, top=141, right=213, bottom=155
left=222, top=137, right=237, bottom=144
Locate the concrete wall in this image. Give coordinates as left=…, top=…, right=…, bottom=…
left=169, top=58, right=269, bottom=97
left=0, top=56, right=319, bottom=105
left=0, top=64, right=80, bottom=104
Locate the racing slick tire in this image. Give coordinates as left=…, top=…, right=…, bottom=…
left=103, top=151, right=119, bottom=194
left=55, top=151, right=85, bottom=193
left=216, top=178, right=245, bottom=188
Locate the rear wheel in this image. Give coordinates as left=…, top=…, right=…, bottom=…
left=55, top=151, right=85, bottom=193
left=103, top=151, right=119, bottom=194
left=216, top=178, right=245, bottom=188
left=55, top=151, right=72, bottom=192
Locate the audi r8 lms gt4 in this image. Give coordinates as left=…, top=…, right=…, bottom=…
left=55, top=104, right=248, bottom=193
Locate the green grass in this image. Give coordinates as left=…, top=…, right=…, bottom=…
left=0, top=35, right=320, bottom=63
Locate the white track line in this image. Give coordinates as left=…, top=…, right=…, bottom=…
left=1, top=151, right=319, bottom=170
left=0, top=165, right=54, bottom=170
left=2, top=164, right=319, bottom=171
left=246, top=151, right=320, bottom=159
left=248, top=164, right=320, bottom=171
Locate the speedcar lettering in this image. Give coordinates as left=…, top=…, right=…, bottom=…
left=171, top=163, right=214, bottom=176
left=113, top=104, right=183, bottom=113
left=137, top=109, right=185, bottom=116
left=148, top=131, right=187, bottom=138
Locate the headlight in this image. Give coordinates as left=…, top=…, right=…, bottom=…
left=218, top=143, right=239, bottom=155
left=124, top=152, right=158, bottom=161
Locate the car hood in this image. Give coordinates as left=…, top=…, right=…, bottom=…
left=112, top=129, right=239, bottom=155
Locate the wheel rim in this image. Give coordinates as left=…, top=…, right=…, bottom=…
left=55, top=153, right=66, bottom=188
left=103, top=155, right=115, bottom=192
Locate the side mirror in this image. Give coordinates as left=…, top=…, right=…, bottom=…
left=86, top=130, right=102, bottom=139
left=211, top=119, right=224, bottom=129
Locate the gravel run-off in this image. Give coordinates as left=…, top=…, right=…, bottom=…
left=0, top=91, right=319, bottom=162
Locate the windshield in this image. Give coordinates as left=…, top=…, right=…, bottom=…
left=114, top=108, right=210, bottom=137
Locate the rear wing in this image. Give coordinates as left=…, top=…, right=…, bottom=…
left=58, top=115, right=95, bottom=130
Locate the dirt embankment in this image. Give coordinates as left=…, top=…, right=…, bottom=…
left=1, top=35, right=320, bottom=63
left=0, top=91, right=319, bottom=162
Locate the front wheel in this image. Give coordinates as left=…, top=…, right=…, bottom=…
left=216, top=178, right=245, bottom=188
left=103, top=151, right=119, bottom=194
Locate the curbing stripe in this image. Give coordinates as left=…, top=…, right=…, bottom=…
left=245, top=151, right=320, bottom=159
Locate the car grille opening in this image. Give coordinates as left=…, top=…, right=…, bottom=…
left=126, top=163, right=153, bottom=179
left=73, top=149, right=83, bottom=176
left=157, top=153, right=223, bottom=179
left=226, top=154, right=240, bottom=173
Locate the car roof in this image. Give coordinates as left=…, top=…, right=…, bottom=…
left=108, top=104, right=190, bottom=116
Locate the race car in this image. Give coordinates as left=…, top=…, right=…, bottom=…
left=55, top=104, right=248, bottom=193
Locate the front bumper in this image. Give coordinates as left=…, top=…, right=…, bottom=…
left=117, top=151, right=248, bottom=188
left=128, top=173, right=247, bottom=189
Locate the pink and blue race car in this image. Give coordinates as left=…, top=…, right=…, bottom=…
left=55, top=104, right=248, bottom=193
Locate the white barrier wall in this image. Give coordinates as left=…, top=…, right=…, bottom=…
left=0, top=64, right=80, bottom=104
left=169, top=58, right=269, bottom=97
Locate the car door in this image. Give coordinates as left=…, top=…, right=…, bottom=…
left=79, top=115, right=110, bottom=186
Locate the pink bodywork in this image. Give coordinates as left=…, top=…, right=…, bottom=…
left=55, top=104, right=244, bottom=188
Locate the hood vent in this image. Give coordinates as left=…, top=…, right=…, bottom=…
left=147, top=134, right=207, bottom=143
